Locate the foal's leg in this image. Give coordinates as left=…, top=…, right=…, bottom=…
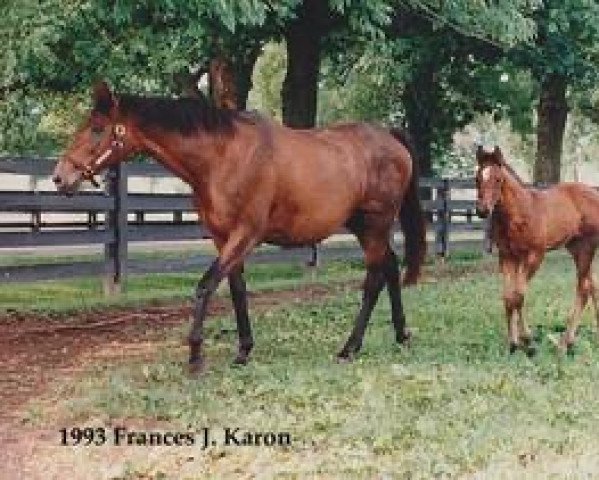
left=515, top=252, right=543, bottom=354
left=188, top=228, right=257, bottom=373
left=228, top=263, right=254, bottom=365
left=384, top=249, right=411, bottom=344
left=337, top=232, right=388, bottom=361
left=500, top=255, right=521, bottom=353
left=562, top=241, right=596, bottom=351
left=589, top=274, right=599, bottom=340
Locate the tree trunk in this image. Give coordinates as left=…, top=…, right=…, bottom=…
left=209, top=46, right=261, bottom=111
left=402, top=64, right=436, bottom=178
left=281, top=0, right=327, bottom=128
left=534, top=73, right=568, bottom=184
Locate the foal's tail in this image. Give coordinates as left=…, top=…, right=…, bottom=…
left=390, top=128, right=427, bottom=286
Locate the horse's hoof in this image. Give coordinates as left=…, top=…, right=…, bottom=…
left=188, top=360, right=205, bottom=376
left=525, top=344, right=537, bottom=358
left=232, top=354, right=249, bottom=366
left=397, top=329, right=412, bottom=345
left=336, top=355, right=353, bottom=364
left=566, top=343, right=576, bottom=357
left=509, top=343, right=518, bottom=355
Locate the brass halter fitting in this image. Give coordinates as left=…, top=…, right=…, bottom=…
left=79, top=123, right=127, bottom=187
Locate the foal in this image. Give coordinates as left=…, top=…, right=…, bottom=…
left=52, top=82, right=426, bottom=372
left=475, top=146, right=599, bottom=353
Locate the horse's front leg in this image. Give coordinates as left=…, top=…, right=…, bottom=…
left=188, top=228, right=258, bottom=374
left=514, top=252, right=543, bottom=355
left=337, top=231, right=388, bottom=361
left=500, top=256, right=521, bottom=353
left=228, top=263, right=254, bottom=365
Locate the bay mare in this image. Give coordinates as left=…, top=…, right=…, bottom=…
left=52, top=82, right=426, bottom=373
left=475, top=146, right=599, bottom=354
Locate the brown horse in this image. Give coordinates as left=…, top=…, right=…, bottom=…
left=52, top=82, right=426, bottom=372
left=475, top=146, right=599, bottom=354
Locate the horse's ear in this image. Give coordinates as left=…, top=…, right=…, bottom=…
left=92, top=81, right=117, bottom=116
left=493, top=145, right=504, bottom=165
left=476, top=144, right=484, bottom=163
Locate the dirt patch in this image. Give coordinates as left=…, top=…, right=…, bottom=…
left=0, top=283, right=341, bottom=423
left=0, top=282, right=346, bottom=479
left=0, top=261, right=493, bottom=424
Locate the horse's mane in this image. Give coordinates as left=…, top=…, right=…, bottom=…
left=502, top=160, right=526, bottom=186
left=95, top=92, right=240, bottom=135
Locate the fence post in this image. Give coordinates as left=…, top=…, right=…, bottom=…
left=103, top=164, right=128, bottom=295
left=306, top=243, right=320, bottom=268
left=435, top=179, right=450, bottom=258
left=483, top=217, right=493, bottom=254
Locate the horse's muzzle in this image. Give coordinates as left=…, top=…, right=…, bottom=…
left=475, top=205, right=490, bottom=218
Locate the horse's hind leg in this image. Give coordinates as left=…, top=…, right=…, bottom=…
left=228, top=263, right=254, bottom=365
left=338, top=223, right=389, bottom=361
left=562, top=240, right=596, bottom=351
left=590, top=274, right=599, bottom=340
left=384, top=248, right=410, bottom=344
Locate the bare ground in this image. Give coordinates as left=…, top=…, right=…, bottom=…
left=0, top=283, right=340, bottom=480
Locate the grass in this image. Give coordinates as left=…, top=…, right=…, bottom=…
left=0, top=250, right=484, bottom=314
left=0, top=259, right=363, bottom=314
left=25, top=252, right=599, bottom=479
left=0, top=242, right=219, bottom=268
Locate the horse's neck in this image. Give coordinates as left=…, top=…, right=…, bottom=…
left=496, top=171, right=533, bottom=225
left=138, top=129, right=228, bottom=188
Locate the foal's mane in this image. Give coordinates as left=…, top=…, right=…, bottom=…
left=501, top=160, right=526, bottom=187
left=94, top=91, right=242, bottom=135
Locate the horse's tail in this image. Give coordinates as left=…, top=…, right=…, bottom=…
left=389, top=128, right=427, bottom=286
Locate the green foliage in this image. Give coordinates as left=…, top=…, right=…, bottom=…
left=514, top=0, right=599, bottom=83
left=0, top=90, right=45, bottom=154
left=247, top=42, right=286, bottom=119
left=401, top=0, right=540, bottom=47
left=318, top=41, right=408, bottom=124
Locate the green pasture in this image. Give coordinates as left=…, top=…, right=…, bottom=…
left=15, top=252, right=599, bottom=478
left=0, top=258, right=361, bottom=314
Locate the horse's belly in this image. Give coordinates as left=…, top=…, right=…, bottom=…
left=264, top=221, right=342, bottom=246
left=264, top=209, right=351, bottom=246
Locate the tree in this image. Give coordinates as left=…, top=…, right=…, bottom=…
left=510, top=0, right=599, bottom=182
left=0, top=0, right=283, bottom=152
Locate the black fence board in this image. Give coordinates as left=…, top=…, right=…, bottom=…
left=0, top=191, right=113, bottom=212
left=127, top=194, right=194, bottom=211
left=0, top=229, right=113, bottom=248
left=0, top=156, right=491, bottom=284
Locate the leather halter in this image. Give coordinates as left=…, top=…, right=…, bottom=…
left=65, top=123, right=127, bottom=187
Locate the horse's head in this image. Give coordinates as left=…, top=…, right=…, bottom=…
left=52, top=81, right=140, bottom=194
left=475, top=145, right=505, bottom=218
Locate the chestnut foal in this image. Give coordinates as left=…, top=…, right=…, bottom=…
left=52, top=82, right=426, bottom=373
left=475, top=146, right=599, bottom=354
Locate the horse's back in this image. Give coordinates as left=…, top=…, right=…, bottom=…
left=537, top=183, right=599, bottom=242
left=561, top=183, right=599, bottom=232
left=255, top=121, right=413, bottom=244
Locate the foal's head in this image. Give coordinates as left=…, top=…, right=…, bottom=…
left=475, top=145, right=506, bottom=218
left=52, top=82, right=141, bottom=194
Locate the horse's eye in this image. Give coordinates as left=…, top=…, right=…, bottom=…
left=91, top=126, right=104, bottom=136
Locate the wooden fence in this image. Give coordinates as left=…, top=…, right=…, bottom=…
left=0, top=157, right=490, bottom=288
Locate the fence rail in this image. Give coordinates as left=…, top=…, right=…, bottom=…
left=0, top=156, right=490, bottom=288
